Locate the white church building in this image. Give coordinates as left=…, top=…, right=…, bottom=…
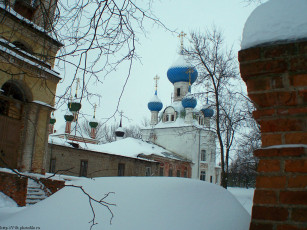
left=141, top=51, right=221, bottom=184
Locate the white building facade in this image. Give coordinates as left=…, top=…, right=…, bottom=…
left=142, top=52, right=221, bottom=184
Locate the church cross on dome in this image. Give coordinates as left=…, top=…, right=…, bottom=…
left=186, top=68, right=194, bottom=86
left=154, top=75, right=160, bottom=94
left=93, top=104, right=97, bottom=118
left=74, top=78, right=80, bottom=98
left=178, top=31, right=187, bottom=52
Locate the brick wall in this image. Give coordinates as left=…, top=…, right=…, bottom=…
left=0, top=171, right=66, bottom=206
left=239, top=41, right=307, bottom=230
left=0, top=172, right=27, bottom=206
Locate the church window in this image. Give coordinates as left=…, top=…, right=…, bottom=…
left=12, top=41, right=33, bottom=54
left=168, top=167, right=173, bottom=177
left=145, top=167, right=151, bottom=176
left=210, top=176, right=213, bottom=183
left=49, top=159, right=56, bottom=173
left=183, top=168, right=187, bottom=178
left=176, top=169, right=180, bottom=177
left=118, top=163, right=125, bottom=176
left=80, top=160, right=88, bottom=177
left=200, top=150, right=206, bottom=162
left=177, top=88, right=180, bottom=97
left=165, top=115, right=169, bottom=122
left=200, top=171, right=206, bottom=181
left=159, top=167, right=164, bottom=176
left=171, top=114, right=175, bottom=121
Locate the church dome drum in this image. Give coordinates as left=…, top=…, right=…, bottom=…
left=167, top=55, right=198, bottom=84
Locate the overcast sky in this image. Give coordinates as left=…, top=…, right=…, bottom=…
left=53, top=0, right=260, bottom=131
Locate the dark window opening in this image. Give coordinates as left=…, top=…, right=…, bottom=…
left=118, top=163, right=125, bottom=176
left=159, top=167, right=164, bottom=176
left=200, top=171, right=206, bottom=181
left=168, top=167, right=173, bottom=177
left=145, top=167, right=151, bottom=176
left=171, top=115, right=175, bottom=121
left=177, top=88, right=180, bottom=97
left=13, top=0, right=40, bottom=21
left=210, top=176, right=213, bottom=183
left=200, top=150, right=206, bottom=162
left=80, top=160, right=88, bottom=177
left=12, top=41, right=33, bottom=54
left=183, top=169, right=187, bottom=178
left=176, top=170, right=180, bottom=177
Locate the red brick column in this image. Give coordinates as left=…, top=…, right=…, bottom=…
left=239, top=41, right=307, bottom=230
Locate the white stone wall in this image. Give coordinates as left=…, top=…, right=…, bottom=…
left=142, top=126, right=219, bottom=184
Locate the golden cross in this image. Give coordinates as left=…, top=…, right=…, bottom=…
left=69, top=95, right=72, bottom=108
left=154, top=75, right=160, bottom=91
left=74, top=78, right=80, bottom=98
left=186, top=68, right=194, bottom=85
left=119, top=110, right=123, bottom=119
left=93, top=104, right=97, bottom=118
left=178, top=31, right=186, bottom=51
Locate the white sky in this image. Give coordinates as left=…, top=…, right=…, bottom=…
left=54, top=0, right=259, bottom=130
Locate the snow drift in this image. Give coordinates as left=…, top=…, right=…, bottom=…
left=0, top=177, right=251, bottom=230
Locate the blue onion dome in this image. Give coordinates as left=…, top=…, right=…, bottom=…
left=201, top=106, right=214, bottom=117
left=49, top=113, right=56, bottom=124
left=167, top=55, right=198, bottom=84
left=89, top=116, right=98, bottom=128
left=68, top=96, right=81, bottom=113
left=148, top=92, right=163, bottom=112
left=64, top=111, right=74, bottom=122
left=182, top=92, right=197, bottom=109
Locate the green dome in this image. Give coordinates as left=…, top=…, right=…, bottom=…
left=89, top=117, right=98, bottom=128
left=68, top=102, right=81, bottom=112
left=50, top=117, right=56, bottom=124
left=64, top=112, right=74, bottom=122
left=89, top=121, right=98, bottom=128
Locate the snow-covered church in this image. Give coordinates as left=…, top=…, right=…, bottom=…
left=141, top=50, right=221, bottom=184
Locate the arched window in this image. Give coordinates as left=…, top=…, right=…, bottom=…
left=0, top=82, right=26, bottom=119
left=163, top=107, right=176, bottom=123
left=177, top=88, right=180, bottom=97
left=200, top=150, right=206, bottom=162
left=12, top=41, right=33, bottom=54
left=200, top=171, right=206, bottom=181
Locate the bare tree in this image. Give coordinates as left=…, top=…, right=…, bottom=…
left=185, top=28, right=251, bottom=188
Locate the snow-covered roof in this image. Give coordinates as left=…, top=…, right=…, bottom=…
left=32, top=100, right=55, bottom=109
left=241, top=0, right=307, bottom=49
left=149, top=94, right=162, bottom=103
left=169, top=54, right=191, bottom=68
left=0, top=177, right=251, bottom=230
left=49, top=136, right=187, bottom=162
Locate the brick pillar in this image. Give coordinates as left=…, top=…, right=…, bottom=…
left=239, top=41, right=307, bottom=230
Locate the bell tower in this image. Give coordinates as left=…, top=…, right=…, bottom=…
left=0, top=0, right=62, bottom=173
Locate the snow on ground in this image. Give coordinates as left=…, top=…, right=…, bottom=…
left=0, top=193, right=25, bottom=221
left=241, top=0, right=307, bottom=49
left=0, top=177, right=252, bottom=230
left=228, top=187, right=254, bottom=215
